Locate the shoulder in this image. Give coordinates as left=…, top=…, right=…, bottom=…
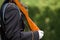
left=2, top=3, right=21, bottom=14
left=4, top=3, right=18, bottom=10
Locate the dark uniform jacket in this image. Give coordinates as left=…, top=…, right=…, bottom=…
left=1, top=3, right=39, bottom=40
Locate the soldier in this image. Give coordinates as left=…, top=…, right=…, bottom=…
left=0, top=0, right=44, bottom=40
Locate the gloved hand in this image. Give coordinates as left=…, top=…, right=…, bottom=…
left=38, top=30, right=44, bottom=39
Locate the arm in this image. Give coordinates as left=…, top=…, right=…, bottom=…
left=4, top=3, right=44, bottom=40
left=20, top=31, right=39, bottom=40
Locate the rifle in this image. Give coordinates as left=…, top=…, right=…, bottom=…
left=14, top=0, right=40, bottom=31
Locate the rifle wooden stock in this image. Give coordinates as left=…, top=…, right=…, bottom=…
left=14, top=0, right=40, bottom=31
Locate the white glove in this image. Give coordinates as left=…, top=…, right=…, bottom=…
left=38, top=30, right=44, bottom=39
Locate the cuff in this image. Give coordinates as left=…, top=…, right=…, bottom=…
left=32, top=31, right=39, bottom=40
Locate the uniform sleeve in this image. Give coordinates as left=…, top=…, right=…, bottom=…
left=20, top=31, right=39, bottom=40
left=4, top=3, right=39, bottom=40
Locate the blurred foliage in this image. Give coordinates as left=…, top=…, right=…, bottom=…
left=0, top=0, right=60, bottom=40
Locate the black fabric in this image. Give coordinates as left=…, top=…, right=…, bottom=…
left=0, top=9, right=1, bottom=26
left=33, top=31, right=39, bottom=40
left=1, top=3, right=39, bottom=40
left=1, top=3, right=25, bottom=40
left=0, top=9, right=1, bottom=34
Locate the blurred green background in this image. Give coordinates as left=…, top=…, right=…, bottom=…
left=0, top=0, right=60, bottom=40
